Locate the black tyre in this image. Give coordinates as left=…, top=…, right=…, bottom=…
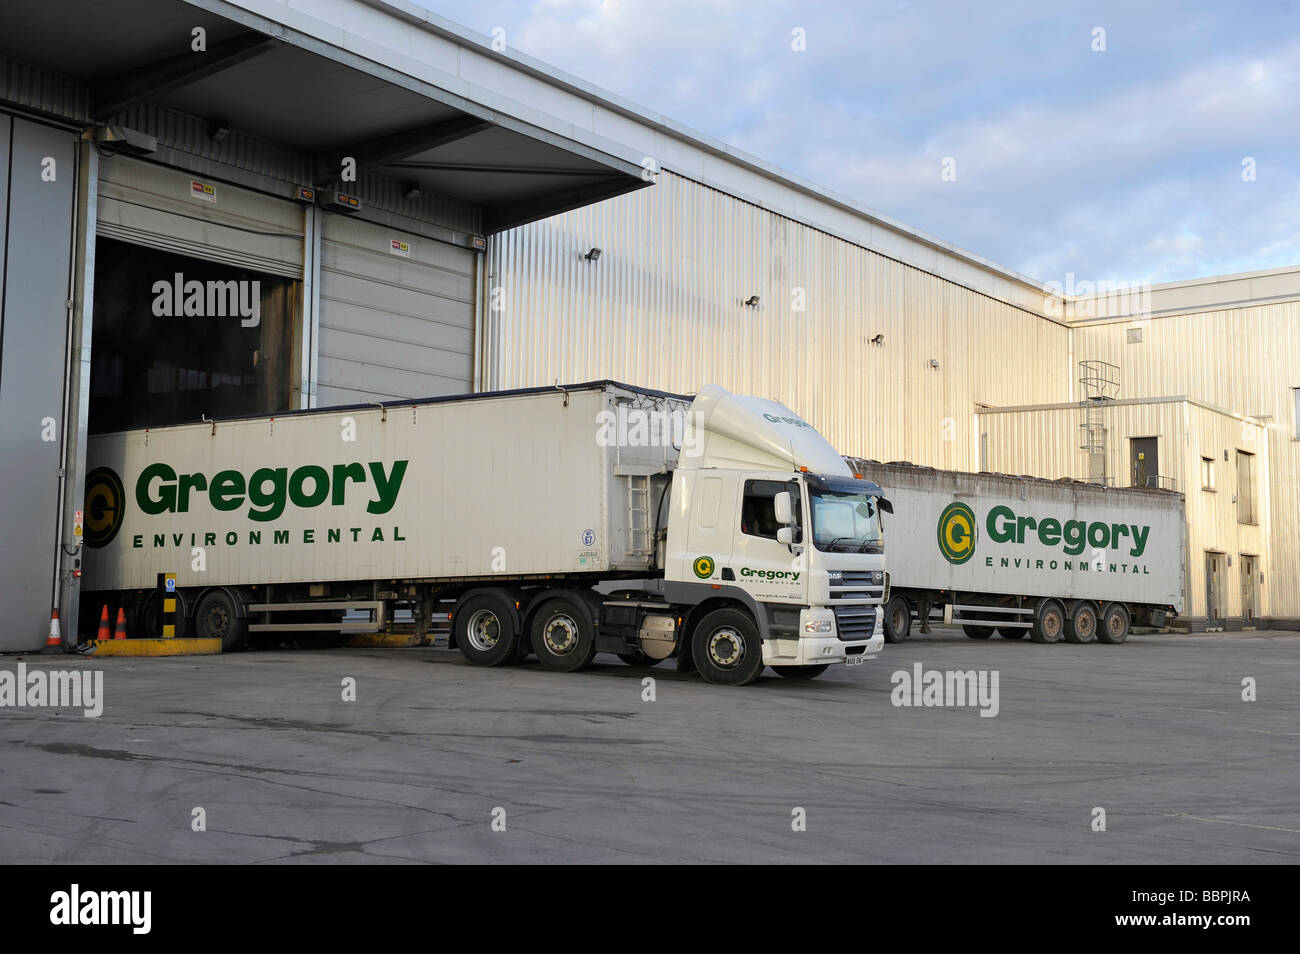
left=691, top=608, right=765, bottom=686
left=771, top=664, right=830, bottom=680
left=617, top=652, right=661, bottom=668
left=193, top=589, right=247, bottom=652
left=1031, top=598, right=1066, bottom=643
left=530, top=596, right=597, bottom=672
left=454, top=595, right=519, bottom=666
left=883, top=595, right=912, bottom=643
left=1065, top=600, right=1099, bottom=644
left=962, top=624, right=994, bottom=639
left=998, top=626, right=1027, bottom=639
left=1098, top=603, right=1131, bottom=645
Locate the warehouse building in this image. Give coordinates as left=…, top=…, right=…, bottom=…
left=2, top=0, right=1296, bottom=650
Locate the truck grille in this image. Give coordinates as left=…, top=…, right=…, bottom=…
left=833, top=606, right=876, bottom=641
left=830, top=571, right=884, bottom=602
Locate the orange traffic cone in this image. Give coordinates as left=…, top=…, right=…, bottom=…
left=95, top=605, right=111, bottom=642
left=43, top=609, right=62, bottom=653
left=114, top=608, right=127, bottom=639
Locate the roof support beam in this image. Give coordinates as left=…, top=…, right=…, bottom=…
left=484, top=175, right=652, bottom=234
left=92, top=32, right=281, bottom=121
left=313, top=115, right=491, bottom=187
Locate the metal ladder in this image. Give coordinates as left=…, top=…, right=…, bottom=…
left=627, top=475, right=654, bottom=558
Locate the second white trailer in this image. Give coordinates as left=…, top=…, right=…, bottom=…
left=844, top=460, right=1186, bottom=644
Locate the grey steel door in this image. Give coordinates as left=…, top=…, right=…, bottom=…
left=0, top=115, right=77, bottom=650
left=1204, top=552, right=1223, bottom=626
left=1240, top=555, right=1257, bottom=622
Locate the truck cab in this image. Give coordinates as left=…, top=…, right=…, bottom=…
left=661, top=387, right=888, bottom=681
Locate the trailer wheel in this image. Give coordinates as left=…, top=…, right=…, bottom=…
left=883, top=596, right=911, bottom=643
left=194, top=590, right=248, bottom=652
left=1030, top=599, right=1066, bottom=643
left=1098, top=603, right=1131, bottom=644
left=691, top=608, right=765, bottom=686
left=1065, top=600, right=1099, bottom=644
left=771, top=664, right=830, bottom=679
left=455, top=595, right=519, bottom=666
left=530, top=597, right=597, bottom=672
left=998, top=628, right=1027, bottom=640
left=962, top=625, right=994, bottom=639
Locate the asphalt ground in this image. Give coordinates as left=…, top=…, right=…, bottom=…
left=1, top=628, right=1296, bottom=864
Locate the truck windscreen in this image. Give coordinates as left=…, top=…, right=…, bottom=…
left=810, top=488, right=884, bottom=552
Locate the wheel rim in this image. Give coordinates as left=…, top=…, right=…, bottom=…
left=542, top=614, right=580, bottom=655
left=707, top=627, right=744, bottom=668
left=1043, top=610, right=1062, bottom=638
left=1078, top=609, right=1096, bottom=638
left=1107, top=611, right=1125, bottom=638
left=203, top=604, right=229, bottom=638
left=466, top=609, right=501, bottom=652
left=890, top=607, right=906, bottom=632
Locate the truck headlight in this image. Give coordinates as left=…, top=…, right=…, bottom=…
left=804, top=619, right=834, bottom=634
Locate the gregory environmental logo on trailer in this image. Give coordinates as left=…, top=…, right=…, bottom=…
left=86, top=459, right=412, bottom=551
left=937, top=502, right=1157, bottom=576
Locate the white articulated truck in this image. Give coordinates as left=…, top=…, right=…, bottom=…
left=79, top=381, right=888, bottom=684
left=842, top=460, right=1185, bottom=645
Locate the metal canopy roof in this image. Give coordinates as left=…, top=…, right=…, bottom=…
left=0, top=0, right=648, bottom=232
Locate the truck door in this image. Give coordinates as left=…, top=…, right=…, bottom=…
left=680, top=473, right=736, bottom=584
left=729, top=478, right=805, bottom=604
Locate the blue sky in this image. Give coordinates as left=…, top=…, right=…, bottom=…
left=417, top=0, right=1300, bottom=285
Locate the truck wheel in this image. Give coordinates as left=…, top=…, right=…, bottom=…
left=455, top=595, right=519, bottom=666
left=194, top=590, right=248, bottom=652
left=691, top=608, right=765, bottom=686
left=771, top=664, right=830, bottom=679
left=1064, top=600, right=1099, bottom=644
left=998, top=628, right=1026, bottom=640
left=962, top=625, right=994, bottom=639
left=1030, top=599, right=1066, bottom=643
left=530, top=597, right=597, bottom=672
left=883, top=596, right=911, bottom=643
left=1098, top=603, right=1131, bottom=644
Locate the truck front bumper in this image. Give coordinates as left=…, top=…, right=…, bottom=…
left=780, top=632, right=884, bottom=665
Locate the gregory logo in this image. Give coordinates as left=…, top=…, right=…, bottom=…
left=937, top=502, right=977, bottom=564
left=692, top=555, right=715, bottom=579
left=83, top=467, right=125, bottom=549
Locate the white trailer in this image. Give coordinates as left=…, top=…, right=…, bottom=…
left=79, top=382, right=889, bottom=684
left=843, top=460, right=1185, bottom=644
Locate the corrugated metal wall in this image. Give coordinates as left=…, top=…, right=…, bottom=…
left=486, top=170, right=1071, bottom=471
left=1071, top=306, right=1299, bottom=620
left=980, top=399, right=1271, bottom=619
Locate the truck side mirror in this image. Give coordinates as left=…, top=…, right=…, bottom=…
left=777, top=527, right=794, bottom=545
left=878, top=497, right=894, bottom=514
left=774, top=491, right=794, bottom=525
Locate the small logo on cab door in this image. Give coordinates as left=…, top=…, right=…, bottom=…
left=692, top=555, right=715, bottom=579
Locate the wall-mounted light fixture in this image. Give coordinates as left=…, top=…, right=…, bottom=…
left=584, top=247, right=602, bottom=262
left=871, top=334, right=885, bottom=346
left=402, top=181, right=422, bottom=200
left=929, top=358, right=941, bottom=369
left=209, top=119, right=231, bottom=143
left=744, top=295, right=760, bottom=307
